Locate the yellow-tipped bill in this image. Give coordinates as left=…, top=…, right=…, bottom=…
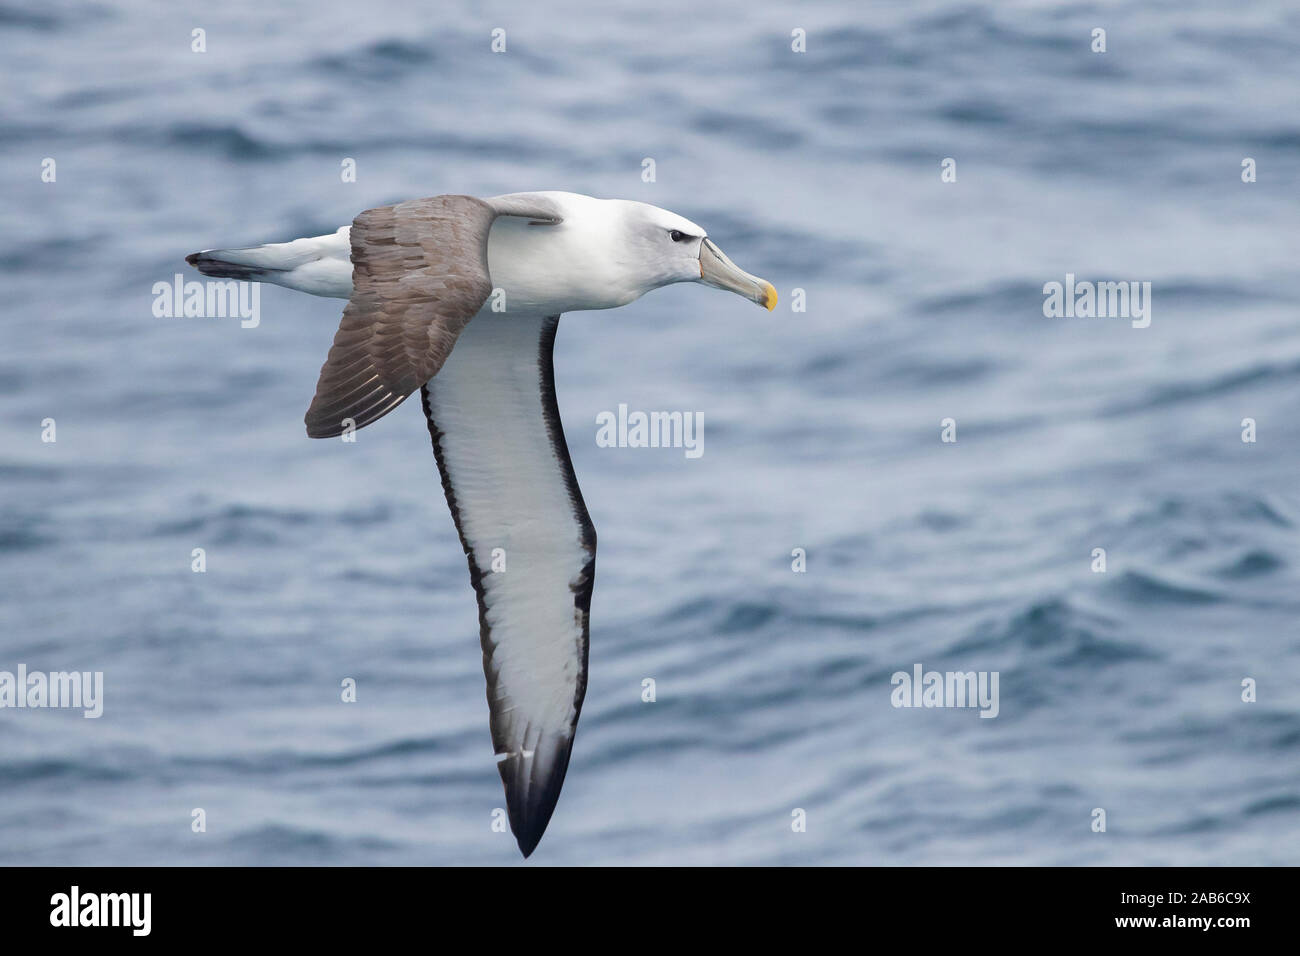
left=699, top=238, right=776, bottom=311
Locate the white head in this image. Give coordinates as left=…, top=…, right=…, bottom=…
left=485, top=192, right=777, bottom=315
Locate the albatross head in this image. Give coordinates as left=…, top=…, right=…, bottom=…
left=605, top=199, right=778, bottom=312
left=487, top=192, right=777, bottom=314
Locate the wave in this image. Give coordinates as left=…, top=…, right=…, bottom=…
left=1101, top=355, right=1300, bottom=419
left=951, top=597, right=1156, bottom=666
left=1108, top=569, right=1222, bottom=606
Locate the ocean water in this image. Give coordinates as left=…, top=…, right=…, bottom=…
left=2, top=0, right=1299, bottom=865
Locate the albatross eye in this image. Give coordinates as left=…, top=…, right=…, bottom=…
left=669, top=229, right=688, bottom=242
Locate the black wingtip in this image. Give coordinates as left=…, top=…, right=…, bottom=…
left=507, top=790, right=555, bottom=859
left=516, top=831, right=542, bottom=859
left=498, top=736, right=578, bottom=860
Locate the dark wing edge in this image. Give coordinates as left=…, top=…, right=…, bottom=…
left=419, top=315, right=595, bottom=857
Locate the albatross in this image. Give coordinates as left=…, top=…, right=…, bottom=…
left=186, top=191, right=776, bottom=856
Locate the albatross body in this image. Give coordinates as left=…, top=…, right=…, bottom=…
left=187, top=191, right=775, bottom=857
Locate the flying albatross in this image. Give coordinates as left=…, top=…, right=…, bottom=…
left=186, top=191, right=776, bottom=856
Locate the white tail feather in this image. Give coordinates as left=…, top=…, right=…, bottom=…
left=187, top=226, right=353, bottom=298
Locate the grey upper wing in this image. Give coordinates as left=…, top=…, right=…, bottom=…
left=304, top=193, right=562, bottom=438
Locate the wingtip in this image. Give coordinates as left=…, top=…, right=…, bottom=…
left=510, top=803, right=552, bottom=858
left=303, top=413, right=332, bottom=439
left=303, top=417, right=338, bottom=439
left=506, top=793, right=554, bottom=859
left=516, top=831, right=543, bottom=859
left=498, top=737, right=577, bottom=861
left=303, top=399, right=335, bottom=439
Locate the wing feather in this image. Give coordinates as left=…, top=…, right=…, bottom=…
left=305, top=194, right=538, bottom=438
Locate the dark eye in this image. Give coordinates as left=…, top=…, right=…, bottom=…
left=669, top=229, right=689, bottom=242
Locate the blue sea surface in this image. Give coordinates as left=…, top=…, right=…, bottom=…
left=2, top=0, right=1299, bottom=864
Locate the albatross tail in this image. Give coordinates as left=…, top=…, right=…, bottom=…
left=185, top=226, right=354, bottom=298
